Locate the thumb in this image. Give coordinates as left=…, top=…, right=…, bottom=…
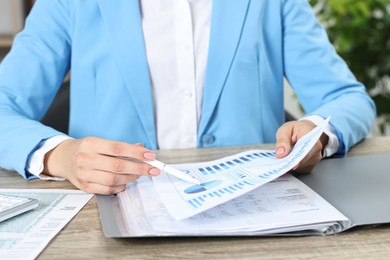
left=275, top=123, right=295, bottom=159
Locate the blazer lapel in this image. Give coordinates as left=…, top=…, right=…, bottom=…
left=97, top=0, right=156, bottom=148
left=199, top=0, right=250, bottom=136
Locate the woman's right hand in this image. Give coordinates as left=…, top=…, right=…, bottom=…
left=43, top=137, right=160, bottom=194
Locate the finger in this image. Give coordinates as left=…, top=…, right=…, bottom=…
left=286, top=120, right=317, bottom=140
left=76, top=153, right=161, bottom=177
left=67, top=172, right=128, bottom=195
left=79, top=137, right=155, bottom=161
left=302, top=141, right=323, bottom=164
left=292, top=142, right=323, bottom=173
left=275, top=123, right=295, bottom=158
left=76, top=168, right=140, bottom=186
left=79, top=181, right=127, bottom=195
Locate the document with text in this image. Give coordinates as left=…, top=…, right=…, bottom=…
left=0, top=189, right=93, bottom=260
left=118, top=174, right=350, bottom=236
left=153, top=118, right=329, bottom=220
left=114, top=117, right=355, bottom=236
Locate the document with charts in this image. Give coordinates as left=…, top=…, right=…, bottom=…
left=118, top=173, right=350, bottom=236
left=99, top=120, right=390, bottom=237
left=153, top=118, right=330, bottom=220
left=0, top=189, right=93, bottom=260
left=114, top=117, right=355, bottom=236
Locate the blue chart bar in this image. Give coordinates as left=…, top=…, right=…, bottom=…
left=226, top=161, right=235, bottom=167
left=243, top=180, right=255, bottom=186
left=224, top=188, right=233, bottom=194
left=186, top=180, right=256, bottom=209
left=240, top=157, right=250, bottom=162
left=213, top=191, right=222, bottom=197
left=219, top=163, right=229, bottom=169
left=296, top=149, right=304, bottom=157
left=260, top=152, right=269, bottom=157
left=223, top=188, right=233, bottom=193
left=252, top=153, right=262, bottom=158
left=246, top=154, right=256, bottom=160
left=233, top=159, right=244, bottom=165
left=193, top=198, right=202, bottom=207
left=212, top=165, right=223, bottom=172
left=249, top=152, right=276, bottom=159
left=198, top=168, right=208, bottom=176
left=188, top=200, right=198, bottom=209
left=264, top=152, right=274, bottom=157
left=234, top=184, right=243, bottom=189
left=205, top=167, right=216, bottom=174
left=259, top=173, right=272, bottom=179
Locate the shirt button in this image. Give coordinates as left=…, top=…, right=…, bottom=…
left=185, top=91, right=194, bottom=98
left=201, top=135, right=215, bottom=145
left=184, top=44, right=192, bottom=51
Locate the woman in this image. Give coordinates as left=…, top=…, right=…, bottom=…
left=0, top=0, right=376, bottom=194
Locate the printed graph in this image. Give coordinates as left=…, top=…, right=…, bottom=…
left=186, top=180, right=255, bottom=209
left=153, top=117, right=330, bottom=220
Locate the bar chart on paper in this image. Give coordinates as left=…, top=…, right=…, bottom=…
left=183, top=146, right=315, bottom=211
left=184, top=152, right=277, bottom=209
left=153, top=118, right=330, bottom=220
left=185, top=180, right=256, bottom=209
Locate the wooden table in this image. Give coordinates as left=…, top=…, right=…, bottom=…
left=1, top=137, right=390, bottom=259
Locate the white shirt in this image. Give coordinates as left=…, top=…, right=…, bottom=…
left=140, top=0, right=211, bottom=149
left=27, top=0, right=339, bottom=178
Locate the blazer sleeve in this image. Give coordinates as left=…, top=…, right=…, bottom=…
left=0, top=0, right=71, bottom=178
left=282, top=0, right=376, bottom=155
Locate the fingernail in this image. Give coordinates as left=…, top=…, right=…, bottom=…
left=149, top=168, right=160, bottom=176
left=144, top=152, right=156, bottom=160
left=276, top=147, right=285, bottom=155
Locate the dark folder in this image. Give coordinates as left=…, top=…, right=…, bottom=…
left=298, top=153, right=390, bottom=227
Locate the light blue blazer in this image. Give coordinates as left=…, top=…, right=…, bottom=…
left=0, top=0, right=376, bottom=179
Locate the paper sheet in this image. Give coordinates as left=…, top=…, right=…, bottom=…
left=0, top=189, right=93, bottom=260
left=153, top=118, right=329, bottom=220
left=118, top=174, right=350, bottom=236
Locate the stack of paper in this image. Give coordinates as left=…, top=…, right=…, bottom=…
left=115, top=117, right=353, bottom=236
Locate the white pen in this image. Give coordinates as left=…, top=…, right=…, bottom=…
left=144, top=159, right=201, bottom=185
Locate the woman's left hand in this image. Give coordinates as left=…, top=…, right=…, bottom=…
left=275, top=120, right=329, bottom=174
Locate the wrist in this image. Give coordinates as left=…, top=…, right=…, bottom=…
left=43, top=139, right=73, bottom=179
left=319, top=133, right=329, bottom=158
left=300, top=119, right=329, bottom=157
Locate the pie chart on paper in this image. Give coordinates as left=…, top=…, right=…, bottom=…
left=184, top=180, right=222, bottom=194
